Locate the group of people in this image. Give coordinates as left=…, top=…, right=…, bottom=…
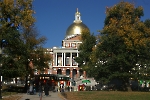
left=38, top=82, right=50, bottom=97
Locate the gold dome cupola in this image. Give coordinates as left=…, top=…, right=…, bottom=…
left=65, top=8, right=89, bottom=38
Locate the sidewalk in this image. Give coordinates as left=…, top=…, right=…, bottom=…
left=19, top=91, right=66, bottom=100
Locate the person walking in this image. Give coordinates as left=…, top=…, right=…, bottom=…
left=44, top=83, right=49, bottom=96
left=29, top=83, right=33, bottom=95
left=38, top=82, right=43, bottom=98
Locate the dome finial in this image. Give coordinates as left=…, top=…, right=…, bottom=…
left=76, top=8, right=78, bottom=12
left=74, top=8, right=82, bottom=23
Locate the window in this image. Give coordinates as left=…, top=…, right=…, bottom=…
left=66, top=57, right=70, bottom=66
left=72, top=43, right=76, bottom=47
left=77, top=16, right=79, bottom=20
left=65, top=43, right=69, bottom=47
left=72, top=57, right=77, bottom=66
left=58, top=57, right=62, bottom=66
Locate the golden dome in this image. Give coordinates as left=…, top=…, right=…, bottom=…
left=65, top=8, right=90, bottom=38
left=66, top=22, right=89, bottom=37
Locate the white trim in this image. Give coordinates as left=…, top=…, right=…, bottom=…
left=53, top=66, right=78, bottom=68
left=64, top=53, right=66, bottom=66
left=70, top=52, right=72, bottom=66
left=62, top=53, right=63, bottom=66
left=56, top=53, right=57, bottom=66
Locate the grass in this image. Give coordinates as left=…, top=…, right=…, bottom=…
left=62, top=91, right=150, bottom=100
left=1, top=85, right=23, bottom=100
left=1, top=92, right=22, bottom=100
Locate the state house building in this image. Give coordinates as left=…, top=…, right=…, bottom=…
left=38, top=9, right=89, bottom=81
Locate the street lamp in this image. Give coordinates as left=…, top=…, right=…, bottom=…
left=0, top=46, right=3, bottom=99
left=0, top=63, right=2, bottom=99
left=0, top=39, right=7, bottom=99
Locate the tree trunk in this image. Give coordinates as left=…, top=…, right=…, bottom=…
left=23, top=63, right=28, bottom=93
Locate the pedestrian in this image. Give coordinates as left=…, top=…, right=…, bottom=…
left=44, top=83, right=49, bottom=96
left=29, top=83, right=33, bottom=95
left=67, top=86, right=70, bottom=92
left=38, top=82, right=43, bottom=97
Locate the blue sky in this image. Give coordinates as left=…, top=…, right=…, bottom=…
left=33, top=0, right=150, bottom=48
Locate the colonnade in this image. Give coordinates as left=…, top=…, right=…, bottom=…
left=53, top=52, right=78, bottom=66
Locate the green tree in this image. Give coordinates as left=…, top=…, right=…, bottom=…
left=0, top=0, right=35, bottom=76
left=21, top=25, right=50, bottom=76
left=0, top=0, right=51, bottom=80
left=20, top=25, right=50, bottom=92
left=1, top=27, right=26, bottom=78
left=93, top=1, right=150, bottom=85
left=144, top=19, right=150, bottom=28
left=75, top=29, right=96, bottom=77
left=0, top=0, right=51, bottom=92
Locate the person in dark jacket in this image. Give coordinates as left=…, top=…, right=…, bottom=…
left=38, top=82, right=43, bottom=97
left=44, top=83, right=49, bottom=96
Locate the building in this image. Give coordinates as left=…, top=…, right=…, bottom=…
left=36, top=8, right=90, bottom=86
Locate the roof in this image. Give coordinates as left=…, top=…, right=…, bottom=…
left=65, top=22, right=89, bottom=38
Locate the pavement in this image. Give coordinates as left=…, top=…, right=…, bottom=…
left=18, top=91, right=66, bottom=100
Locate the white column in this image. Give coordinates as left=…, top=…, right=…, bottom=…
left=64, top=53, right=66, bottom=66
left=76, top=43, right=78, bottom=48
left=70, top=43, right=71, bottom=47
left=70, top=82, right=72, bottom=87
left=62, top=53, right=63, bottom=66
left=77, top=52, right=78, bottom=66
left=58, top=81, right=60, bottom=92
left=64, top=81, right=66, bottom=87
left=77, top=70, right=79, bottom=78
left=56, top=53, right=57, bottom=66
left=70, top=52, right=72, bottom=66
left=53, top=54, right=55, bottom=66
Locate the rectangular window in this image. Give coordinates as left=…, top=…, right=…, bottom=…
left=65, top=43, right=69, bottom=47
left=72, top=57, right=77, bottom=66
left=66, top=57, right=70, bottom=66
left=58, top=57, right=62, bottom=66
left=72, top=43, right=76, bottom=47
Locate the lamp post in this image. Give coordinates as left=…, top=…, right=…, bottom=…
left=0, top=63, right=2, bottom=99
left=0, top=38, right=7, bottom=99
left=0, top=46, right=2, bottom=99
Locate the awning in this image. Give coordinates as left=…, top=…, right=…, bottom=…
left=82, top=79, right=91, bottom=83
